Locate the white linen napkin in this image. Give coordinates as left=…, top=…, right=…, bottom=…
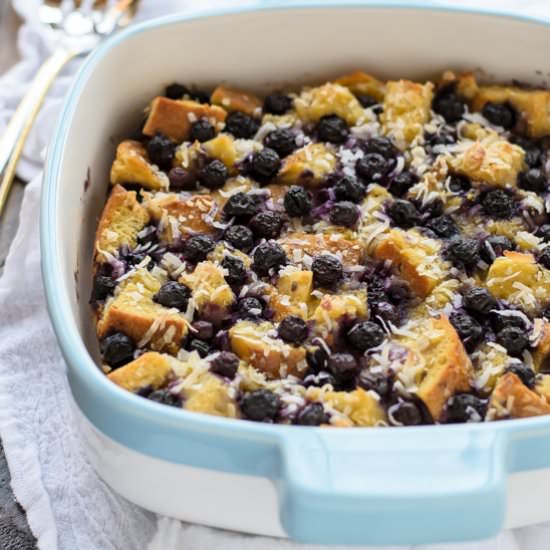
left=1, top=1, right=550, bottom=549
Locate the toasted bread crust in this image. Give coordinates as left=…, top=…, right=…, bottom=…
left=489, top=372, right=550, bottom=419
left=95, top=184, right=150, bottom=261
left=143, top=97, right=226, bottom=142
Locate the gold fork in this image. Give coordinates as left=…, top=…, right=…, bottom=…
left=0, top=0, right=138, bottom=216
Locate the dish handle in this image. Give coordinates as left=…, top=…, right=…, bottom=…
left=276, top=428, right=507, bottom=545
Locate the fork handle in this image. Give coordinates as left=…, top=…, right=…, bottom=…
left=0, top=48, right=76, bottom=215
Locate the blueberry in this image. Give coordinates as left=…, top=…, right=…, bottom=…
left=446, top=237, right=480, bottom=267
left=210, top=351, right=240, bottom=379
left=238, top=297, right=264, bottom=319
left=294, top=402, right=328, bottom=426
left=539, top=248, right=550, bottom=269
left=445, top=394, right=487, bottom=423
left=253, top=241, right=287, bottom=275
left=189, top=118, right=215, bottom=142
left=422, top=198, right=445, bottom=218
left=263, top=92, right=292, bottom=115
left=518, top=168, right=546, bottom=192
left=333, top=175, right=366, bottom=203
left=223, top=192, right=259, bottom=218
left=222, top=255, right=247, bottom=286
left=148, top=389, right=182, bottom=407
left=506, top=364, right=536, bottom=388
left=147, top=133, right=175, bottom=169
left=450, top=312, right=483, bottom=350
left=153, top=281, right=192, bottom=310
left=427, top=215, right=458, bottom=238
left=356, top=153, right=390, bottom=182
left=224, top=225, right=254, bottom=252
left=497, top=326, right=529, bottom=356
left=386, top=279, right=410, bottom=303
left=388, top=199, right=420, bottom=229
left=303, top=370, right=337, bottom=388
left=240, top=389, right=280, bottom=422
left=306, top=347, right=328, bottom=372
left=92, top=275, right=115, bottom=302
left=480, top=235, right=514, bottom=263
left=448, top=174, right=471, bottom=193
left=168, top=167, right=196, bottom=191
left=433, top=93, right=466, bottom=123
left=250, top=148, right=281, bottom=181
left=356, top=94, right=378, bottom=108
left=390, top=401, right=423, bottom=426
left=347, top=321, right=385, bottom=352
left=357, top=370, right=391, bottom=398
left=249, top=211, right=283, bottom=239
left=512, top=137, right=542, bottom=168
left=264, top=128, right=296, bottom=158
left=491, top=311, right=527, bottom=333
left=199, top=160, right=229, bottom=189
left=101, top=332, right=135, bottom=368
left=189, top=89, right=210, bottom=104
left=165, top=83, right=188, bottom=99
left=183, top=234, right=215, bottom=262
left=327, top=353, right=358, bottom=379
left=191, top=320, right=214, bottom=341
left=188, top=339, right=210, bottom=357
left=538, top=225, right=550, bottom=242
left=372, top=301, right=400, bottom=325
left=426, top=129, right=456, bottom=148
left=463, top=287, right=497, bottom=317
left=482, top=102, right=517, bottom=130
left=278, top=315, right=308, bottom=344
left=365, top=137, right=397, bottom=159
left=224, top=111, right=259, bottom=139
left=388, top=171, right=416, bottom=197
left=317, top=114, right=348, bottom=144
left=284, top=186, right=312, bottom=217
left=311, top=254, right=343, bottom=287
left=329, top=201, right=359, bottom=227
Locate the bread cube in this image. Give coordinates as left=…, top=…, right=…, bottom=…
left=279, top=231, right=364, bottom=266
left=311, top=290, right=368, bottom=338
left=488, top=372, right=550, bottom=419
left=229, top=320, right=308, bottom=379
left=381, top=80, right=433, bottom=146
left=532, top=321, right=550, bottom=374
left=95, top=185, right=150, bottom=262
left=373, top=229, right=448, bottom=298
left=334, top=70, right=385, bottom=102
left=306, top=386, right=387, bottom=426
left=107, top=352, right=174, bottom=393
left=184, top=372, right=238, bottom=418
left=278, top=143, right=336, bottom=187
left=97, top=269, right=189, bottom=354
left=211, top=85, right=262, bottom=116
left=179, top=261, right=234, bottom=312
left=143, top=97, right=226, bottom=142
left=145, top=193, right=219, bottom=242
left=447, top=135, right=525, bottom=188
left=486, top=251, right=550, bottom=312
left=110, top=140, right=169, bottom=190
left=399, top=316, right=472, bottom=420
left=472, top=85, right=550, bottom=138
left=294, top=82, right=364, bottom=125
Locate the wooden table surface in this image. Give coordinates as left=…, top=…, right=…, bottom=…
left=0, top=4, right=39, bottom=549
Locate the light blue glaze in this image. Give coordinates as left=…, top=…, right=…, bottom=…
left=41, top=2, right=550, bottom=544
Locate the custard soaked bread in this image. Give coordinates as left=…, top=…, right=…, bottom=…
left=93, top=72, right=550, bottom=426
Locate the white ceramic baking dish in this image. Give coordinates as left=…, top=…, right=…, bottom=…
left=41, top=2, right=550, bottom=545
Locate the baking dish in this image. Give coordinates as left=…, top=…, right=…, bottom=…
left=41, top=2, right=550, bottom=545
